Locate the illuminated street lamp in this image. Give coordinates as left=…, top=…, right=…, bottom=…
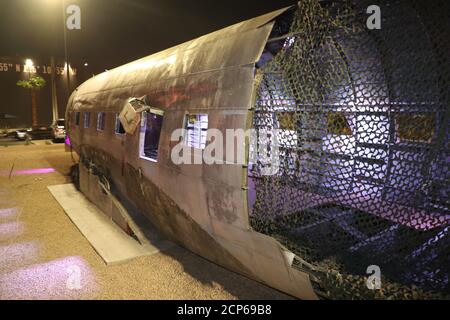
left=25, top=59, right=34, bottom=77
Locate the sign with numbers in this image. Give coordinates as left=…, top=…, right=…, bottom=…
left=0, top=60, right=77, bottom=76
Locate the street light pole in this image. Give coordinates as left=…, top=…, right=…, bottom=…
left=62, top=0, right=70, bottom=100
left=50, top=56, right=58, bottom=122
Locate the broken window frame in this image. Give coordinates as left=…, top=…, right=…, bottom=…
left=115, top=113, right=125, bottom=135
left=139, top=108, right=164, bottom=162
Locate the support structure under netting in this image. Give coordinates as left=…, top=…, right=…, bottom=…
left=248, top=0, right=449, bottom=299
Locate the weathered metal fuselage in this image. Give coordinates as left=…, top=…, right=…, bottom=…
left=67, top=0, right=450, bottom=299
left=66, top=6, right=318, bottom=299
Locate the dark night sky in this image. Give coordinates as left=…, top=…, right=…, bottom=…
left=0, top=0, right=297, bottom=71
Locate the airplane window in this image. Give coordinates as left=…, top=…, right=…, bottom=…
left=75, top=112, right=80, bottom=126
left=115, top=113, right=125, bottom=134
left=84, top=112, right=90, bottom=128
left=140, top=110, right=164, bottom=162
left=276, top=112, right=296, bottom=130
left=184, top=114, right=208, bottom=149
left=396, top=113, right=435, bottom=142
left=97, top=112, right=106, bottom=131
left=327, top=112, right=352, bottom=135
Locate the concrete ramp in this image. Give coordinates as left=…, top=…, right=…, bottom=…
left=48, top=183, right=174, bottom=265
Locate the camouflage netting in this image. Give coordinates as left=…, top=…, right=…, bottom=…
left=249, top=0, right=449, bottom=299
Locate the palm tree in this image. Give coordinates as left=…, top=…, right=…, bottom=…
left=17, top=76, right=46, bottom=127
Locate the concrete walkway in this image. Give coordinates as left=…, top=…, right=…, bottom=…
left=48, top=184, right=174, bottom=265
left=0, top=144, right=291, bottom=300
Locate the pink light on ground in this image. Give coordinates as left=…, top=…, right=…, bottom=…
left=12, top=168, right=56, bottom=176
left=0, top=221, right=25, bottom=241
left=0, top=256, right=98, bottom=300
left=0, top=208, right=19, bottom=221
left=65, top=135, right=71, bottom=146
left=0, top=241, right=40, bottom=273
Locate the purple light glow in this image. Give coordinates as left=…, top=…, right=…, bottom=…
left=12, top=168, right=56, bottom=176
left=65, top=135, right=71, bottom=146
left=0, top=256, right=98, bottom=300
left=0, top=241, right=40, bottom=273
left=0, top=221, right=25, bottom=241
left=0, top=208, right=19, bottom=221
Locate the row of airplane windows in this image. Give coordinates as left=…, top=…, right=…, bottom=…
left=74, top=112, right=125, bottom=134
left=72, top=111, right=209, bottom=162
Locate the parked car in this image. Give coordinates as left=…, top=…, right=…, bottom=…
left=30, top=125, right=53, bottom=140
left=51, top=119, right=66, bottom=141
left=15, top=128, right=32, bottom=140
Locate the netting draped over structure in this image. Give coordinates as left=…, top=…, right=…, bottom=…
left=249, top=0, right=449, bottom=299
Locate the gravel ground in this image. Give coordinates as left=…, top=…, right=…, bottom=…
left=0, top=144, right=291, bottom=300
